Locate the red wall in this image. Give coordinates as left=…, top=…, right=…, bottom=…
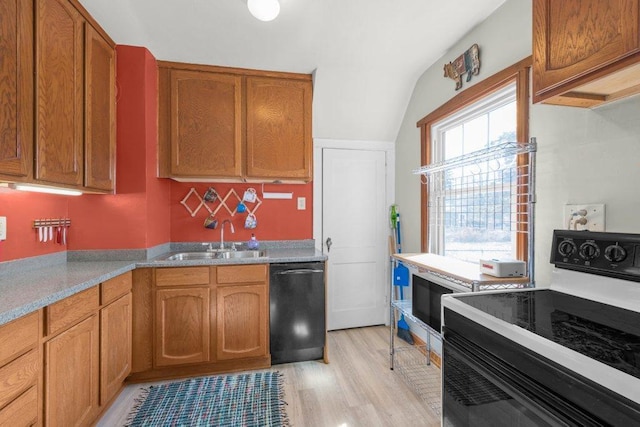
left=0, top=45, right=312, bottom=262
left=68, top=45, right=171, bottom=250
left=170, top=182, right=312, bottom=244
left=0, top=189, right=69, bottom=260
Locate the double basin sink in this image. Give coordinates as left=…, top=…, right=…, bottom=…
left=160, top=249, right=267, bottom=261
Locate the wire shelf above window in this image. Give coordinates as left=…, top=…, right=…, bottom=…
left=414, top=138, right=537, bottom=283
left=413, top=140, right=537, bottom=176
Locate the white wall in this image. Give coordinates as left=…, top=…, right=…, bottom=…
left=532, top=97, right=640, bottom=283
left=395, top=0, right=640, bottom=285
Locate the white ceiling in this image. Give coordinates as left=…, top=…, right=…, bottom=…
left=79, top=0, right=506, bottom=142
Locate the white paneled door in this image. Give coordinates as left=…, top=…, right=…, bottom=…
left=322, top=148, right=388, bottom=330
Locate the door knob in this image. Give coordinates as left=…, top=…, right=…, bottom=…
left=326, top=237, right=332, bottom=253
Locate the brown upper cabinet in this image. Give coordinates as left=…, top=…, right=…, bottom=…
left=159, top=62, right=313, bottom=182
left=533, top=0, right=640, bottom=107
left=0, top=0, right=116, bottom=192
left=246, top=76, right=313, bottom=181
left=162, top=69, right=243, bottom=179
left=0, top=0, right=33, bottom=180
left=35, top=0, right=85, bottom=187
left=84, top=23, right=116, bottom=191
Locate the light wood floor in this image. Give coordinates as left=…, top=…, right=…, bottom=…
left=98, top=326, right=441, bottom=426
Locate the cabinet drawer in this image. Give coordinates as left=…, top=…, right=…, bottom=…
left=0, top=349, right=39, bottom=410
left=0, top=386, right=38, bottom=426
left=101, top=271, right=133, bottom=305
left=0, top=312, right=39, bottom=367
left=155, top=267, right=210, bottom=287
left=216, top=264, right=267, bottom=284
left=46, top=287, right=99, bottom=336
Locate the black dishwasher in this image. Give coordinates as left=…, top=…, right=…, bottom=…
left=269, top=262, right=325, bottom=364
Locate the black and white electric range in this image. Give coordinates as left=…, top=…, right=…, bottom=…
left=441, top=230, right=640, bottom=426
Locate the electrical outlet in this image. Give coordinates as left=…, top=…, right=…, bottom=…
left=564, top=204, right=605, bottom=231
left=0, top=216, right=6, bottom=240
left=297, top=197, right=306, bottom=210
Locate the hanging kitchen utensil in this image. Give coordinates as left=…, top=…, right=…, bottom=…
left=203, top=214, right=218, bottom=229
left=243, top=188, right=257, bottom=203
left=203, top=187, right=218, bottom=203
left=244, top=213, right=257, bottom=229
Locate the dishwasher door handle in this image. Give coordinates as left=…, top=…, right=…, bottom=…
left=275, top=269, right=324, bottom=275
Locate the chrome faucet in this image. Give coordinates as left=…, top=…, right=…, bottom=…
left=220, top=219, right=235, bottom=249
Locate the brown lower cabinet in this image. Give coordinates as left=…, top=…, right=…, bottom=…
left=45, top=314, right=100, bottom=426
left=100, top=293, right=132, bottom=406
left=216, top=284, right=268, bottom=360
left=131, top=264, right=270, bottom=381
left=0, top=311, right=41, bottom=426
left=0, top=265, right=269, bottom=425
left=155, top=287, right=210, bottom=366
left=43, top=271, right=132, bottom=426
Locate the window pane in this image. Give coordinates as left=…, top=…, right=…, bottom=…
left=444, top=126, right=463, bottom=159
left=489, top=102, right=516, bottom=145
left=462, top=115, right=488, bottom=155
left=430, top=83, right=518, bottom=263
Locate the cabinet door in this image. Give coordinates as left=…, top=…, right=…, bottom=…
left=100, top=293, right=132, bottom=406
left=84, top=23, right=115, bottom=192
left=35, top=0, right=84, bottom=186
left=155, top=287, right=210, bottom=367
left=0, top=0, right=33, bottom=178
left=168, top=70, right=242, bottom=178
left=246, top=76, right=312, bottom=181
left=45, top=314, right=100, bottom=427
left=533, top=0, right=640, bottom=102
left=0, top=311, right=40, bottom=426
left=216, top=284, right=268, bottom=360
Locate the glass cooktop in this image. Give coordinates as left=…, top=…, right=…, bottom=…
left=456, top=290, right=640, bottom=380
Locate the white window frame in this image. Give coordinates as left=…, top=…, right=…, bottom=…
left=429, top=83, right=517, bottom=260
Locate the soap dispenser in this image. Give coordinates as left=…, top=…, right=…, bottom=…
left=247, top=233, right=259, bottom=249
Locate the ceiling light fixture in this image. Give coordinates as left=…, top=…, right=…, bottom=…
left=247, top=0, right=280, bottom=22
left=6, top=183, right=83, bottom=196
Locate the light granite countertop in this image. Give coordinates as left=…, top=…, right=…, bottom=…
left=0, top=242, right=326, bottom=327
left=0, top=261, right=137, bottom=327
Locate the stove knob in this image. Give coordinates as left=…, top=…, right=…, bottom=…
left=579, top=242, right=600, bottom=260
left=604, top=244, right=627, bottom=262
left=558, top=240, right=577, bottom=257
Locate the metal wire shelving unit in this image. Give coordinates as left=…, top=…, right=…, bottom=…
left=388, top=138, right=537, bottom=398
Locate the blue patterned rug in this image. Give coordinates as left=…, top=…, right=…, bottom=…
left=125, top=372, right=289, bottom=427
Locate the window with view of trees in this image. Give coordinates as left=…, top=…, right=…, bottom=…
left=432, top=84, right=516, bottom=262
left=417, top=58, right=531, bottom=263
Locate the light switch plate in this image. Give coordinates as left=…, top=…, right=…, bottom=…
left=297, top=197, right=306, bottom=210
left=0, top=216, right=6, bottom=240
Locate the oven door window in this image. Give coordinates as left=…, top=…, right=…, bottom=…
left=443, top=338, right=601, bottom=427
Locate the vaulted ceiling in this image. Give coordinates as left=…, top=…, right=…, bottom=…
left=79, top=0, right=506, bottom=142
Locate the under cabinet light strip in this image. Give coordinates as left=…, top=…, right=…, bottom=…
left=5, top=183, right=82, bottom=196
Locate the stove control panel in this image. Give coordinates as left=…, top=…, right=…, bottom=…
left=551, top=230, right=640, bottom=282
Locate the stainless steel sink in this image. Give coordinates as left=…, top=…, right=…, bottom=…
left=217, top=250, right=266, bottom=259
left=163, top=252, right=219, bottom=261
left=161, top=250, right=266, bottom=261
